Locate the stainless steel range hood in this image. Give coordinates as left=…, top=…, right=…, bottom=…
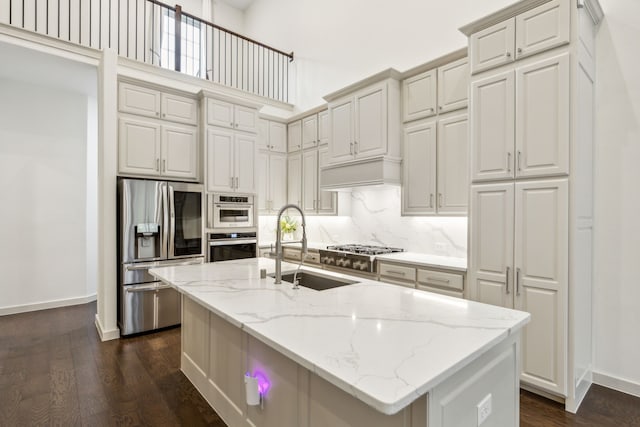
left=320, top=155, right=401, bottom=191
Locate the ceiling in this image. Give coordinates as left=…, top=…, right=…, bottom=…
left=218, top=0, right=256, bottom=11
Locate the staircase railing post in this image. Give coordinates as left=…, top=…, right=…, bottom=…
left=174, top=4, right=182, bottom=72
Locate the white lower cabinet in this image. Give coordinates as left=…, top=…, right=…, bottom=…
left=469, top=179, right=568, bottom=395
left=302, top=147, right=337, bottom=215
left=378, top=261, right=466, bottom=298
left=206, top=128, right=256, bottom=194
left=258, top=151, right=287, bottom=214
left=118, top=117, right=198, bottom=180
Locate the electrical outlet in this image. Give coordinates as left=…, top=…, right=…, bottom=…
left=477, top=393, right=492, bottom=426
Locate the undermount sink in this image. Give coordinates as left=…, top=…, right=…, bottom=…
left=269, top=270, right=359, bottom=291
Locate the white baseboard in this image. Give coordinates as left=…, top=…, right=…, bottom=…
left=593, top=371, right=640, bottom=399
left=0, top=294, right=97, bottom=316
left=95, top=314, right=120, bottom=341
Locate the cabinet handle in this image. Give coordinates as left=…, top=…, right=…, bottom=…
left=438, top=193, right=443, bottom=208
left=354, top=141, right=358, bottom=153
left=426, top=277, right=450, bottom=284
left=517, top=151, right=522, bottom=171
left=506, top=266, right=511, bottom=294
left=230, top=177, right=234, bottom=188
left=386, top=269, right=406, bottom=276
left=313, top=199, right=316, bottom=210
left=507, top=152, right=512, bottom=172
left=156, top=158, right=160, bottom=171
left=429, top=193, right=434, bottom=208
left=162, top=159, right=166, bottom=172
left=350, top=142, right=354, bottom=155
left=235, top=177, right=239, bottom=189
left=516, top=268, right=521, bottom=296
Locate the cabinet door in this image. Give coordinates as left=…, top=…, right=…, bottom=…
left=302, top=114, right=319, bottom=150
left=161, top=93, right=198, bottom=125
left=318, top=110, right=329, bottom=146
left=470, top=70, right=515, bottom=182
left=437, top=57, right=469, bottom=114
left=118, top=83, right=161, bottom=118
left=234, top=134, right=257, bottom=193
left=206, top=128, right=234, bottom=192
left=437, top=114, right=468, bottom=215
left=328, top=98, right=354, bottom=163
left=269, top=121, right=287, bottom=152
left=287, top=154, right=302, bottom=206
left=402, top=69, right=437, bottom=122
left=355, top=83, right=388, bottom=158
left=161, top=124, right=198, bottom=180
left=302, top=150, right=318, bottom=213
left=515, top=179, right=568, bottom=395
left=257, top=151, right=270, bottom=213
left=234, top=105, right=258, bottom=133
left=269, top=153, right=288, bottom=212
left=470, top=19, right=515, bottom=74
left=515, top=0, right=569, bottom=60
left=317, top=147, right=337, bottom=214
left=402, top=121, right=436, bottom=215
left=469, top=183, right=514, bottom=308
left=257, top=118, right=269, bottom=151
left=516, top=53, right=570, bottom=178
left=207, top=99, right=234, bottom=129
left=118, top=117, right=161, bottom=176
left=288, top=120, right=302, bottom=152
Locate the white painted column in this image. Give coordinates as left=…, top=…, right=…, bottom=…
left=95, top=47, right=119, bottom=341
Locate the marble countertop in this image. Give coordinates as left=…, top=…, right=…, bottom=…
left=150, top=258, right=528, bottom=415
left=258, top=241, right=327, bottom=250
left=375, top=252, right=467, bottom=272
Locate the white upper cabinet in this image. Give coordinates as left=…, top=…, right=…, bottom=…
left=288, top=120, right=302, bottom=152
left=287, top=154, right=302, bottom=206
left=437, top=114, right=469, bottom=214
left=471, top=70, right=515, bottom=182
left=354, top=82, right=388, bottom=158
left=328, top=98, right=355, bottom=163
left=402, top=69, right=437, bottom=122
left=207, top=99, right=257, bottom=133
left=470, top=0, right=569, bottom=74
left=119, top=83, right=198, bottom=125
left=471, top=53, right=570, bottom=182
left=317, top=147, right=337, bottom=214
left=258, top=119, right=286, bottom=152
left=118, top=117, right=197, bottom=180
left=402, top=120, right=437, bottom=215
left=206, top=128, right=256, bottom=193
left=437, top=57, right=469, bottom=114
left=318, top=110, right=330, bottom=145
left=302, top=150, right=318, bottom=213
left=302, top=114, right=319, bottom=150
left=515, top=0, right=570, bottom=61
left=516, top=53, right=570, bottom=178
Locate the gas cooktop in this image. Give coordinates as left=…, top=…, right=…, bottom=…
left=325, top=244, right=404, bottom=256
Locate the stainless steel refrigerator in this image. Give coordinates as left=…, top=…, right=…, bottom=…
left=117, top=178, right=205, bottom=336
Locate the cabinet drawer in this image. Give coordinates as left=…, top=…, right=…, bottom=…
left=416, top=283, right=464, bottom=299
left=283, top=247, right=302, bottom=261
left=304, top=251, right=320, bottom=264
left=379, top=263, right=416, bottom=282
left=417, top=269, right=464, bottom=291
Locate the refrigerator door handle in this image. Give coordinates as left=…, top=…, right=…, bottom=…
left=161, top=182, right=169, bottom=259
left=168, top=183, right=176, bottom=258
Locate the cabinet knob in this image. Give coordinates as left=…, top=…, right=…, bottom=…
left=439, top=106, right=443, bottom=110
left=230, top=122, right=234, bottom=127
left=235, top=123, right=239, bottom=128
left=156, top=112, right=160, bottom=116
left=506, top=52, right=512, bottom=58
left=517, top=47, right=523, bottom=54
left=162, top=113, right=166, bottom=117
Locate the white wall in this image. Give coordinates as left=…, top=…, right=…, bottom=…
left=0, top=80, right=95, bottom=313
left=213, top=0, right=245, bottom=33
left=244, top=0, right=515, bottom=111
left=259, top=187, right=468, bottom=258
left=593, top=0, right=640, bottom=393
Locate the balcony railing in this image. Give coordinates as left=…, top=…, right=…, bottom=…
left=1, top=0, right=294, bottom=103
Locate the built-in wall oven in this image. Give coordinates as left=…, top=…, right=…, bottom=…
left=208, top=194, right=254, bottom=229
left=208, top=232, right=257, bottom=262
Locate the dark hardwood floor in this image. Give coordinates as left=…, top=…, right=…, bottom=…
left=1, top=303, right=639, bottom=426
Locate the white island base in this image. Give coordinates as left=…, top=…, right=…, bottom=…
left=181, top=295, right=521, bottom=427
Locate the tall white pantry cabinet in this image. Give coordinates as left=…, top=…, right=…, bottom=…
left=461, top=0, right=603, bottom=413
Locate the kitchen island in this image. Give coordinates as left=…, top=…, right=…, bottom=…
left=151, top=258, right=529, bottom=427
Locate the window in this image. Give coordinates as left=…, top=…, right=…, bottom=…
left=160, top=9, right=203, bottom=77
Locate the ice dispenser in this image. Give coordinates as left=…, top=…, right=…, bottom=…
left=135, top=223, right=160, bottom=259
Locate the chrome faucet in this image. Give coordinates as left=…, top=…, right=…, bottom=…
left=274, top=204, right=307, bottom=284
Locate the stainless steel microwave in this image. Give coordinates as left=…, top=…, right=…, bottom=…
left=208, top=194, right=255, bottom=229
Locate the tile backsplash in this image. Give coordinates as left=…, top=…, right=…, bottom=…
left=259, top=186, right=467, bottom=258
